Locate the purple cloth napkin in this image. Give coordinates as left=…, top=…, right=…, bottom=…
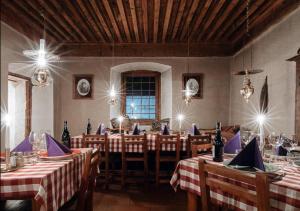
left=132, top=124, right=140, bottom=135
left=162, top=125, right=170, bottom=135
left=12, top=137, right=33, bottom=152
left=96, top=123, right=105, bottom=135
left=224, top=131, right=241, bottom=154
left=193, top=124, right=201, bottom=135
left=45, top=133, right=72, bottom=156
left=228, top=137, right=265, bottom=171
left=275, top=145, right=287, bottom=156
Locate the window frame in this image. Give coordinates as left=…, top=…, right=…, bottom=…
left=121, top=70, right=161, bottom=125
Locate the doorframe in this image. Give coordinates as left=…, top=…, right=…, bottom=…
left=8, top=72, right=32, bottom=137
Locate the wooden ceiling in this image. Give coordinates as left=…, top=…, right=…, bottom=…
left=1, top=0, right=300, bottom=57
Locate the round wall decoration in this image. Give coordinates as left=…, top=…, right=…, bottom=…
left=77, top=79, right=91, bottom=96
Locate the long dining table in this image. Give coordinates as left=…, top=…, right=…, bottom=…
left=0, top=148, right=91, bottom=211
left=71, top=134, right=188, bottom=152
left=170, top=154, right=300, bottom=211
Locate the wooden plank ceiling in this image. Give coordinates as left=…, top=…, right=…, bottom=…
left=1, top=0, right=300, bottom=57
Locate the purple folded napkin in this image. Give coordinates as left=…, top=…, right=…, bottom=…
left=162, top=125, right=170, bottom=135
left=45, top=133, right=72, bottom=156
left=96, top=123, right=105, bottom=135
left=224, top=131, right=241, bottom=154
left=275, top=145, right=287, bottom=156
left=228, top=137, right=265, bottom=171
left=193, top=124, right=201, bottom=135
left=132, top=123, right=140, bottom=135
left=12, top=131, right=35, bottom=152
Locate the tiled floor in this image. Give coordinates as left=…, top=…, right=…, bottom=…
left=93, top=184, right=187, bottom=211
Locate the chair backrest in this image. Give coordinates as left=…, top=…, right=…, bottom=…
left=82, top=133, right=108, bottom=151
left=121, top=134, right=147, bottom=153
left=76, top=148, right=100, bottom=211
left=156, top=134, right=180, bottom=161
left=188, top=135, right=211, bottom=157
left=198, top=159, right=270, bottom=211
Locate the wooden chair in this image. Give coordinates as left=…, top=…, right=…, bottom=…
left=77, top=148, right=100, bottom=211
left=82, top=133, right=109, bottom=187
left=60, top=148, right=100, bottom=211
left=198, top=159, right=270, bottom=211
left=188, top=135, right=212, bottom=157
left=156, top=134, right=180, bottom=186
left=121, top=134, right=148, bottom=187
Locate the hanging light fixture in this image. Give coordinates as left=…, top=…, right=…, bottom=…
left=23, top=11, right=59, bottom=87
left=240, top=69, right=254, bottom=103
left=235, top=0, right=263, bottom=103
left=108, top=30, right=118, bottom=105
left=182, top=23, right=194, bottom=105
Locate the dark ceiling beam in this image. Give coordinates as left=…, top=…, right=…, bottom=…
left=117, top=0, right=132, bottom=42
left=129, top=0, right=140, bottom=42
left=141, top=0, right=148, bottom=42
left=50, top=1, right=88, bottom=41
left=171, top=0, right=186, bottom=40
left=1, top=3, right=42, bottom=42
left=180, top=0, right=200, bottom=41
left=212, top=0, right=247, bottom=41
left=63, top=0, right=97, bottom=41
left=222, top=0, right=265, bottom=42
left=77, top=0, right=106, bottom=42
left=102, top=0, right=123, bottom=42
left=2, top=1, right=60, bottom=41
left=35, top=0, right=80, bottom=41
left=232, top=0, right=285, bottom=43
left=23, top=0, right=72, bottom=41
left=153, top=0, right=160, bottom=43
left=197, top=0, right=226, bottom=41
left=1, top=0, right=58, bottom=42
left=205, top=0, right=239, bottom=41
left=234, top=0, right=300, bottom=51
left=162, top=0, right=174, bottom=42
left=59, top=42, right=234, bottom=57
left=189, top=0, right=212, bottom=41
left=90, top=0, right=113, bottom=42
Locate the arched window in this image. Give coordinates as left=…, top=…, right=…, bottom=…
left=121, top=70, right=161, bottom=124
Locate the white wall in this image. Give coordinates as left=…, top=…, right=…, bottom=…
left=1, top=22, right=55, bottom=150
left=55, top=57, right=230, bottom=137
left=229, top=8, right=300, bottom=136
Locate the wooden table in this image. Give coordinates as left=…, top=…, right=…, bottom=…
left=0, top=148, right=91, bottom=211
left=170, top=154, right=300, bottom=210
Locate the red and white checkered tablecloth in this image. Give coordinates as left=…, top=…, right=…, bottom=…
left=170, top=155, right=300, bottom=210
left=0, top=148, right=91, bottom=211
left=71, top=134, right=187, bottom=152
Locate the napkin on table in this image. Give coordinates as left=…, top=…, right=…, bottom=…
left=12, top=131, right=35, bottom=152
left=224, top=131, right=241, bottom=154
left=96, top=123, right=105, bottom=135
left=162, top=125, right=170, bottom=135
left=45, top=133, right=72, bottom=156
left=192, top=124, right=201, bottom=135
left=132, top=123, right=140, bottom=135
left=275, top=145, right=287, bottom=156
left=228, top=137, right=265, bottom=171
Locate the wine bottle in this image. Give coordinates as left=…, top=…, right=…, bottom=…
left=212, top=122, right=224, bottom=162
left=62, top=121, right=71, bottom=148
left=87, top=119, right=92, bottom=135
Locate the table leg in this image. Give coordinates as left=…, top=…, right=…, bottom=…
left=187, top=191, right=198, bottom=211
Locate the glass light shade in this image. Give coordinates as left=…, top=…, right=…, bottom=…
left=240, top=76, right=254, bottom=103
left=31, top=68, right=51, bottom=87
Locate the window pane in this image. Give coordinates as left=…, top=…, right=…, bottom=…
left=125, top=75, right=157, bottom=120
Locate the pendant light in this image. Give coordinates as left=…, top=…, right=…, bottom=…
left=183, top=23, right=194, bottom=105
left=108, top=31, right=118, bottom=105
left=23, top=10, right=59, bottom=87
left=236, top=0, right=263, bottom=103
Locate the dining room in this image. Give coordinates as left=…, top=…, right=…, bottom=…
left=1, top=0, right=300, bottom=211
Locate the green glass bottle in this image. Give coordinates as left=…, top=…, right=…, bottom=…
left=212, top=122, right=224, bottom=162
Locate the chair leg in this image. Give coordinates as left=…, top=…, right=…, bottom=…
left=155, top=158, right=160, bottom=187
left=105, top=159, right=109, bottom=189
